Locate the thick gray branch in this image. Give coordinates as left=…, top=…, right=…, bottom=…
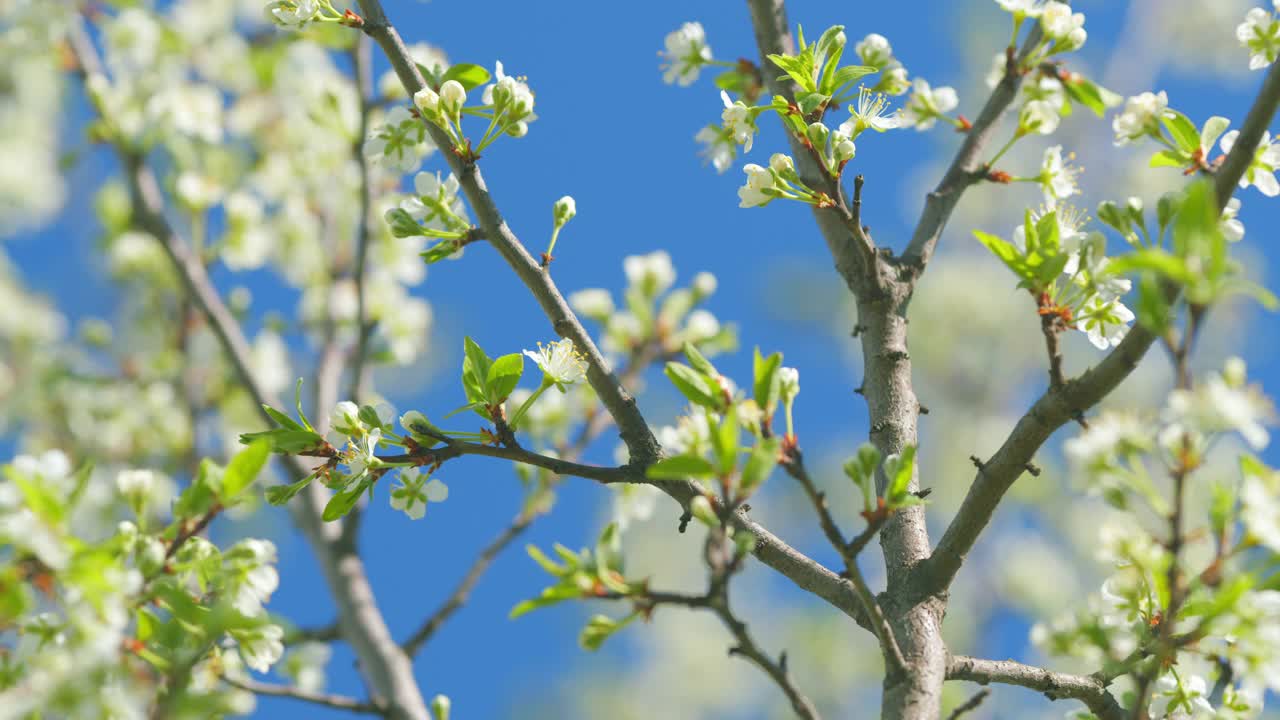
left=920, top=58, right=1280, bottom=599
left=947, top=656, right=1124, bottom=720
left=67, top=19, right=429, bottom=720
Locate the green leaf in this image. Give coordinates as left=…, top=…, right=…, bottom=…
left=664, top=362, right=721, bottom=410
left=441, top=63, right=491, bottom=91
left=239, top=428, right=326, bottom=454
left=263, top=405, right=302, bottom=431
left=384, top=208, right=425, bottom=238
left=1161, top=110, right=1201, bottom=154
left=579, top=613, right=637, bottom=651
left=421, top=239, right=462, bottom=264
left=797, top=91, right=828, bottom=115
left=884, top=445, right=917, bottom=504
left=509, top=585, right=582, bottom=619
left=526, top=545, right=567, bottom=576
left=1061, top=75, right=1120, bottom=117
left=221, top=440, right=270, bottom=500
left=264, top=473, right=316, bottom=506
left=1134, top=273, right=1173, bottom=334
left=9, top=470, right=65, bottom=524
left=1106, top=249, right=1192, bottom=284
left=1223, top=278, right=1280, bottom=310
left=1149, top=149, right=1186, bottom=169
left=714, top=70, right=748, bottom=93
left=827, top=65, right=878, bottom=94
left=1035, top=209, right=1061, bottom=254
left=294, top=379, right=314, bottom=432
left=753, top=348, right=783, bottom=414
left=322, top=479, right=368, bottom=522
left=461, top=336, right=492, bottom=405
left=766, top=53, right=816, bottom=92
left=740, top=438, right=782, bottom=492
left=646, top=455, right=716, bottom=480
left=682, top=342, right=719, bottom=378
left=594, top=522, right=623, bottom=575
left=710, top=410, right=740, bottom=477
left=486, top=353, right=524, bottom=404
left=443, top=401, right=487, bottom=420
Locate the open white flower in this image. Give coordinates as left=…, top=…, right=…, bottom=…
left=330, top=400, right=362, bottom=436
left=1238, top=6, right=1280, bottom=71
left=236, top=624, right=285, bottom=673
left=267, top=0, right=320, bottom=28
left=1040, top=2, right=1086, bottom=48
left=1221, top=197, right=1245, bottom=241
left=623, top=250, right=676, bottom=296
left=737, top=163, right=775, bottom=208
left=1241, top=470, right=1280, bottom=552
left=524, top=339, right=587, bottom=387
left=389, top=468, right=448, bottom=520
left=695, top=125, right=736, bottom=173
left=1221, top=129, right=1280, bottom=196
left=1112, top=91, right=1168, bottom=146
left=898, top=78, right=958, bottom=130
left=1039, top=146, right=1081, bottom=207
left=720, top=91, right=756, bottom=152
left=1163, top=362, right=1274, bottom=449
left=660, top=22, right=713, bottom=86
left=1018, top=99, right=1060, bottom=136
left=995, top=0, right=1043, bottom=17
left=841, top=88, right=898, bottom=138
left=1075, top=296, right=1134, bottom=349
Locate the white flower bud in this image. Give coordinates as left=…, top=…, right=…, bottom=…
left=553, top=195, right=576, bottom=226
left=692, top=272, right=718, bottom=298
left=779, top=367, right=800, bottom=402
left=116, top=469, right=156, bottom=498
left=769, top=153, right=794, bottom=174
left=569, top=288, right=614, bottom=319
left=439, top=80, right=467, bottom=114
left=413, top=87, right=440, bottom=115
left=431, top=694, right=452, bottom=720
left=685, top=310, right=720, bottom=340
left=330, top=401, right=362, bottom=435
left=833, top=134, right=856, bottom=163
left=1224, top=357, right=1248, bottom=387
left=806, top=122, right=830, bottom=147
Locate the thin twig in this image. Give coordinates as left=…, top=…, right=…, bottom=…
left=401, top=510, right=535, bottom=656
left=224, top=676, right=386, bottom=715
left=945, top=688, right=991, bottom=720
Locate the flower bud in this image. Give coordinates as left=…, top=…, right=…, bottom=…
left=1224, top=357, right=1248, bottom=388
left=806, top=122, right=830, bottom=148
left=692, top=272, right=718, bottom=298
left=768, top=153, right=794, bottom=174
left=439, top=80, right=467, bottom=115
left=569, top=288, right=614, bottom=319
left=778, top=367, right=800, bottom=403
left=690, top=495, right=719, bottom=527
left=137, top=536, right=166, bottom=575
left=553, top=195, right=577, bottom=226
left=431, top=694, right=452, bottom=720
left=414, top=87, right=440, bottom=116
left=833, top=134, right=856, bottom=163
left=330, top=400, right=362, bottom=436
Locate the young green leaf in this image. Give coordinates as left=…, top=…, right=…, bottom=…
left=486, top=353, right=524, bottom=404
left=646, top=455, right=716, bottom=480
left=221, top=440, right=270, bottom=500
left=753, top=348, right=783, bottom=414
left=441, top=63, right=491, bottom=91
left=664, top=362, right=721, bottom=410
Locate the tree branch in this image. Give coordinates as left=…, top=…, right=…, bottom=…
left=67, top=18, right=429, bottom=720
left=743, top=0, right=876, bottom=297
left=946, top=655, right=1125, bottom=720
left=900, top=25, right=1045, bottom=275
left=224, top=676, right=386, bottom=716
left=356, top=0, right=660, bottom=467
left=401, top=509, right=534, bottom=657
left=357, top=0, right=870, bottom=634
left=918, top=57, right=1280, bottom=600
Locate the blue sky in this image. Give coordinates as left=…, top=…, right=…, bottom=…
left=9, top=0, right=1280, bottom=717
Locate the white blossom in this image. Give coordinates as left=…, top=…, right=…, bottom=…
left=1163, top=363, right=1274, bottom=449
left=1112, top=91, right=1169, bottom=146
left=1075, top=296, right=1134, bottom=349
left=267, top=0, right=320, bottom=27
left=1221, top=197, right=1246, bottom=241
left=737, top=163, right=775, bottom=208
left=1041, top=2, right=1086, bottom=48
left=115, top=469, right=156, bottom=498
left=684, top=309, right=720, bottom=340
left=623, top=251, right=676, bottom=296
left=841, top=88, right=899, bottom=137
left=389, top=468, right=448, bottom=520
left=692, top=271, right=718, bottom=297
left=695, top=125, right=736, bottom=173
left=524, top=339, right=587, bottom=386
left=1220, top=129, right=1280, bottom=196
left=1238, top=6, right=1280, bottom=70
left=1241, top=471, right=1280, bottom=552
left=330, top=400, right=362, bottom=436
left=236, top=624, right=284, bottom=673
left=569, top=288, right=614, bottom=320
left=855, top=33, right=894, bottom=68
left=995, top=0, right=1043, bottom=17
left=660, top=22, right=712, bottom=86
left=1038, top=146, right=1082, bottom=207
left=898, top=78, right=958, bottom=130
left=720, top=91, right=756, bottom=153
left=1019, top=99, right=1061, bottom=136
